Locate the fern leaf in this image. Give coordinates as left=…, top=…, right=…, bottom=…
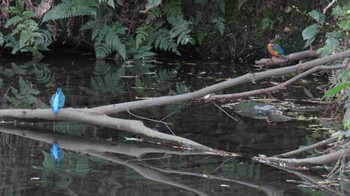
left=0, top=32, right=3, bottom=46
left=42, top=0, right=98, bottom=22
left=5, top=15, right=22, bottom=28
left=113, top=37, right=126, bottom=60
left=94, top=43, right=112, bottom=59
left=145, top=0, right=162, bottom=11
left=146, top=8, right=162, bottom=23
left=212, top=17, right=225, bottom=36
left=135, top=25, right=150, bottom=48
left=98, top=0, right=115, bottom=8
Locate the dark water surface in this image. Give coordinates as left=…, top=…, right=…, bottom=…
left=0, top=55, right=337, bottom=195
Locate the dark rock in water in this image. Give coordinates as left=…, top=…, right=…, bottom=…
left=233, top=101, right=291, bottom=122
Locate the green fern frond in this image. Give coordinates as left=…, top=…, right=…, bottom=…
left=168, top=17, right=192, bottom=45
left=80, top=20, right=97, bottom=31
left=146, top=7, right=162, bottom=23
left=94, top=43, right=112, bottom=59
left=194, top=0, right=207, bottom=5
left=217, top=0, right=226, bottom=13
left=93, top=60, right=112, bottom=75
left=145, top=0, right=162, bottom=11
left=98, top=0, right=115, bottom=8
left=212, top=17, right=225, bottom=36
left=154, top=29, right=179, bottom=54
left=42, top=0, right=98, bottom=23
left=4, top=15, right=22, bottom=28
left=135, top=25, right=150, bottom=48
left=165, top=0, right=182, bottom=18
left=0, top=32, right=3, bottom=46
left=92, top=23, right=127, bottom=60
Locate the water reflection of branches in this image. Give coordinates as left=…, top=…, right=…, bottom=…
left=0, top=126, right=283, bottom=195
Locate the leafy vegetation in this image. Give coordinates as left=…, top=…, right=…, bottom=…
left=3, top=76, right=43, bottom=108
left=3, top=5, right=52, bottom=59
left=0, top=0, right=319, bottom=60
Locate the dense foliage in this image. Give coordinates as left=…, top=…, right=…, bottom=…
left=0, top=0, right=333, bottom=60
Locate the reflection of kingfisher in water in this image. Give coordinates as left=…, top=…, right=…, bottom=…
left=51, top=143, right=64, bottom=167
left=50, top=88, right=65, bottom=114
left=267, top=43, right=288, bottom=60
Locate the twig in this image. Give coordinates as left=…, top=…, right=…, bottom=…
left=127, top=110, right=176, bottom=135
left=274, top=134, right=341, bottom=158
left=254, top=148, right=350, bottom=170
left=212, top=102, right=237, bottom=121
left=323, top=0, right=336, bottom=14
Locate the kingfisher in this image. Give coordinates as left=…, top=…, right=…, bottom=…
left=51, top=143, right=64, bottom=167
left=267, top=43, right=288, bottom=60
left=50, top=88, right=65, bottom=114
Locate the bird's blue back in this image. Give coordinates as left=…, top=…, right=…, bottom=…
left=51, top=88, right=65, bottom=113
left=272, top=44, right=286, bottom=56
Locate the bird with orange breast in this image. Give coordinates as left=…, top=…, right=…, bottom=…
left=267, top=43, right=288, bottom=60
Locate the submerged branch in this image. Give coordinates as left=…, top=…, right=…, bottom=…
left=253, top=148, right=350, bottom=170
left=274, top=134, right=341, bottom=158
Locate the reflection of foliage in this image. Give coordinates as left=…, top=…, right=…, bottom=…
left=0, top=62, right=53, bottom=109
left=41, top=150, right=91, bottom=189
left=2, top=63, right=28, bottom=77
left=154, top=69, right=177, bottom=91
left=30, top=64, right=53, bottom=85
left=3, top=76, right=41, bottom=108
left=42, top=150, right=91, bottom=176
left=80, top=60, right=125, bottom=104
left=52, top=121, right=97, bottom=137
left=0, top=62, right=53, bottom=85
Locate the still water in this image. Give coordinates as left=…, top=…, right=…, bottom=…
left=0, top=55, right=339, bottom=195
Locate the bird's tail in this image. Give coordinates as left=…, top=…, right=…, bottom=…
left=282, top=54, right=288, bottom=60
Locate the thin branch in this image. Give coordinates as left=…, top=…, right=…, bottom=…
left=253, top=148, right=350, bottom=170
left=254, top=50, right=318, bottom=67
left=91, top=49, right=350, bottom=115
left=212, top=102, right=237, bottom=121
left=274, top=134, right=341, bottom=158
left=323, top=0, right=336, bottom=14
left=127, top=110, right=175, bottom=135
left=205, top=64, right=345, bottom=101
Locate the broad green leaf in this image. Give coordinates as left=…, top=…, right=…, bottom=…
left=322, top=82, right=350, bottom=99
left=302, top=24, right=319, bottom=40
left=303, top=87, right=314, bottom=98
left=344, top=120, right=350, bottom=130
left=309, top=10, right=325, bottom=24
left=304, top=37, right=315, bottom=48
